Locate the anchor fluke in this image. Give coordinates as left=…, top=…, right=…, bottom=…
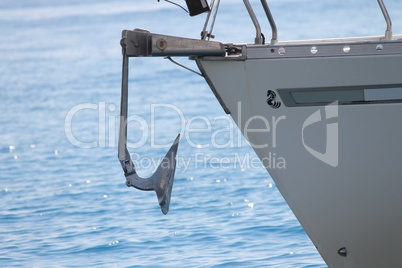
left=124, top=134, right=180, bottom=215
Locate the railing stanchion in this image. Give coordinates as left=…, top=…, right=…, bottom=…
left=260, top=0, right=277, bottom=44
left=243, top=0, right=263, bottom=44
left=377, top=0, right=392, bottom=40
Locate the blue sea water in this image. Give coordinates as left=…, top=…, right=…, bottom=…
left=1, top=0, right=401, bottom=267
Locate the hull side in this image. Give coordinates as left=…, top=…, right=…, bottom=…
left=197, top=53, right=402, bottom=268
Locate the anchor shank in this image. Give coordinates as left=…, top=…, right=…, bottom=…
left=118, top=50, right=136, bottom=178
left=118, top=53, right=129, bottom=162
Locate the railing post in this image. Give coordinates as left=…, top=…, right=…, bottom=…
left=260, top=0, right=277, bottom=44
left=377, top=0, right=392, bottom=40
left=243, top=0, right=263, bottom=44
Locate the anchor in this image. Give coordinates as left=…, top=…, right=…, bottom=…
left=117, top=29, right=225, bottom=214
left=118, top=36, right=180, bottom=215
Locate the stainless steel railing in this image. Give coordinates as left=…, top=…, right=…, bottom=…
left=377, top=0, right=392, bottom=40
left=243, top=0, right=277, bottom=44
left=260, top=0, right=277, bottom=44
left=203, top=0, right=393, bottom=45
left=243, top=0, right=263, bottom=44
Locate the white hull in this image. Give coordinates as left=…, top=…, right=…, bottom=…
left=196, top=40, right=402, bottom=267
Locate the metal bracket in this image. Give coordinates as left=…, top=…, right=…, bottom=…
left=123, top=28, right=225, bottom=57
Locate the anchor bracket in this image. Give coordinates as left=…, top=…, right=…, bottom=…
left=122, top=28, right=226, bottom=57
